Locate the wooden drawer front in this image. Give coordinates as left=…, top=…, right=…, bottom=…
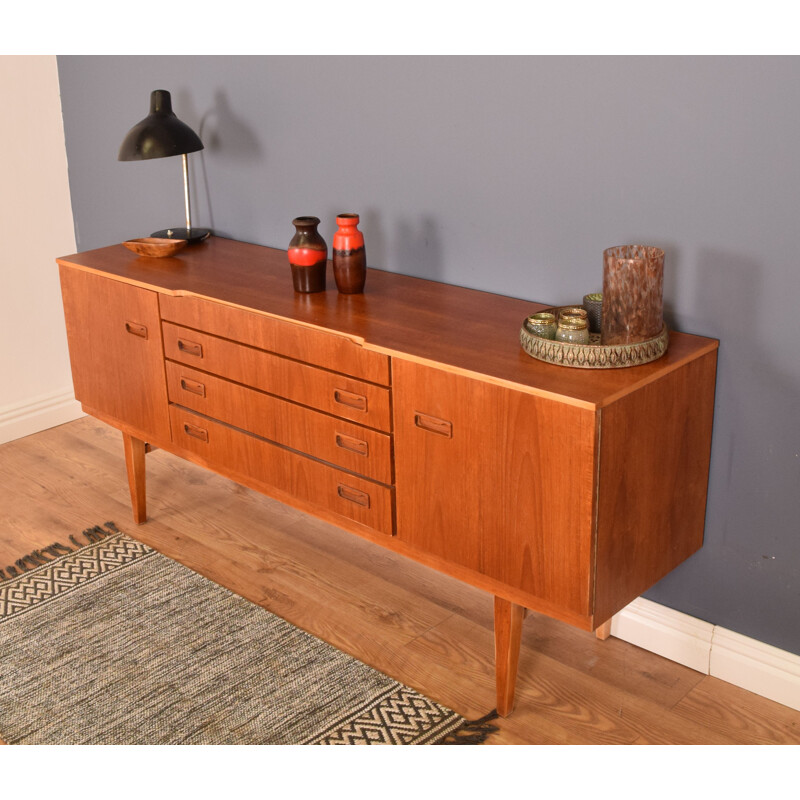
left=159, top=293, right=390, bottom=385
left=170, top=407, right=394, bottom=535
left=165, top=361, right=392, bottom=484
left=393, top=359, right=596, bottom=618
left=162, top=322, right=391, bottom=431
left=59, top=265, right=171, bottom=442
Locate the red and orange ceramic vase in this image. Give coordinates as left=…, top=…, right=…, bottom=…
left=332, top=213, right=366, bottom=294
left=288, top=216, right=327, bottom=293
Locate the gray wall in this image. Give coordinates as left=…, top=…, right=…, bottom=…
left=57, top=56, right=800, bottom=655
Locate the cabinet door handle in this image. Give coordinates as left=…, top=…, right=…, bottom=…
left=177, top=338, right=203, bottom=358
left=334, top=389, right=367, bottom=412
left=180, top=377, right=206, bottom=397
left=337, top=484, right=371, bottom=508
left=414, top=413, right=453, bottom=438
left=125, top=321, right=148, bottom=339
left=335, top=433, right=369, bottom=457
left=183, top=423, right=208, bottom=442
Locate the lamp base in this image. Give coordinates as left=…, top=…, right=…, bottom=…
left=151, top=227, right=211, bottom=244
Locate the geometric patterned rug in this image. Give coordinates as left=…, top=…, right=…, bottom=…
left=0, top=523, right=497, bottom=745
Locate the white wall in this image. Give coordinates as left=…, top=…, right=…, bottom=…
left=0, top=56, right=83, bottom=443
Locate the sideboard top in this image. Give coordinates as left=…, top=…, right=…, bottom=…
left=57, top=236, right=718, bottom=408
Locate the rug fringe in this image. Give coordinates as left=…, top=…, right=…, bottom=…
left=1, top=522, right=120, bottom=583
left=438, top=709, right=500, bottom=745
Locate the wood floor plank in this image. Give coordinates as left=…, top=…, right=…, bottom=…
left=2, top=416, right=800, bottom=745
left=671, top=676, right=800, bottom=745
left=518, top=614, right=707, bottom=710
left=394, top=614, right=740, bottom=745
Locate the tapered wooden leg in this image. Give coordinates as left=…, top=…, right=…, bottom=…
left=595, top=619, right=612, bottom=640
left=494, top=596, right=526, bottom=717
left=122, top=432, right=147, bottom=524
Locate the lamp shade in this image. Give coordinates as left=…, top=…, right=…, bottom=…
left=118, top=89, right=203, bottom=161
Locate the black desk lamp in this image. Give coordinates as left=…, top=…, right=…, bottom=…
left=118, top=89, right=210, bottom=243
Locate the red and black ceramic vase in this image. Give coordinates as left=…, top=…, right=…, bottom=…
left=288, top=216, right=327, bottom=293
left=332, top=213, right=366, bottom=294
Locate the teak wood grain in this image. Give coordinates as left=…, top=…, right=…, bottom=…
left=494, top=598, right=527, bottom=715
left=58, top=266, right=171, bottom=444
left=162, top=322, right=392, bottom=432
left=57, top=237, right=718, bottom=409
left=74, top=408, right=603, bottom=626
left=169, top=407, right=395, bottom=536
left=122, top=432, right=147, bottom=524
left=55, top=237, right=720, bottom=717
left=165, top=361, right=392, bottom=484
left=393, top=359, right=595, bottom=619
left=593, top=350, right=718, bottom=623
left=159, top=293, right=390, bottom=386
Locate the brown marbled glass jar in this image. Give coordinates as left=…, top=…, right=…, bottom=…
left=601, top=245, right=664, bottom=345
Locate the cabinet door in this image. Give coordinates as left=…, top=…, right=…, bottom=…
left=393, top=359, right=596, bottom=619
left=59, top=265, right=171, bottom=442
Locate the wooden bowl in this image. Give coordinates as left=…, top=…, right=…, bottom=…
left=123, top=237, right=188, bottom=257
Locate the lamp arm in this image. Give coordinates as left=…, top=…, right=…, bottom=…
left=182, top=153, right=192, bottom=235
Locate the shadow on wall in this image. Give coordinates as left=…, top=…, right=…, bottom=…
left=699, top=246, right=799, bottom=541
left=361, top=208, right=386, bottom=270
left=646, top=246, right=800, bottom=651
left=396, top=216, right=443, bottom=283
left=199, top=90, right=262, bottom=159
left=676, top=247, right=800, bottom=561
left=361, top=209, right=444, bottom=282
left=186, top=89, right=264, bottom=241
left=685, top=248, right=760, bottom=562
left=660, top=241, right=682, bottom=331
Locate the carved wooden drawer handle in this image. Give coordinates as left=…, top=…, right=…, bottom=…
left=334, top=389, right=367, bottom=412
left=414, top=413, right=453, bottom=438
left=183, top=423, right=208, bottom=442
left=177, top=339, right=203, bottom=358
left=335, top=433, right=369, bottom=457
left=125, top=321, right=148, bottom=339
left=180, top=377, right=206, bottom=397
left=337, top=484, right=371, bottom=508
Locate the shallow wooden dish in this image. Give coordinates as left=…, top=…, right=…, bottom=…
left=520, top=306, right=669, bottom=369
left=123, top=237, right=188, bottom=257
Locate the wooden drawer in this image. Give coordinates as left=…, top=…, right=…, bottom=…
left=170, top=407, right=394, bottom=535
left=166, top=361, right=392, bottom=484
left=59, top=266, right=171, bottom=443
left=393, top=359, right=596, bottom=618
left=162, top=322, right=392, bottom=432
left=159, top=293, right=390, bottom=385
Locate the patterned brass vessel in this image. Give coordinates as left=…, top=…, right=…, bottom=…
left=520, top=306, right=669, bottom=369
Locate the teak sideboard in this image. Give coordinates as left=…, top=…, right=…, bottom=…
left=57, top=236, right=718, bottom=716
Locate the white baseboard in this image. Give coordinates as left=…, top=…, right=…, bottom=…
left=0, top=388, right=84, bottom=445
left=710, top=628, right=800, bottom=712
left=610, top=597, right=714, bottom=674
left=610, top=597, right=800, bottom=712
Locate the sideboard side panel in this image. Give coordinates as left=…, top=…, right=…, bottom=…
left=593, top=349, right=718, bottom=623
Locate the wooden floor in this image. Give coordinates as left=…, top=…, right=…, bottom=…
left=2, top=415, right=800, bottom=745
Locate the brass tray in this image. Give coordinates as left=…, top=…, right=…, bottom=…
left=520, top=307, right=669, bottom=369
